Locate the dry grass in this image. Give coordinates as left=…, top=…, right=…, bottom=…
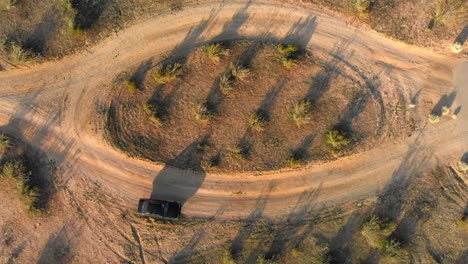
left=433, top=0, right=468, bottom=27
left=361, top=216, right=397, bottom=250
left=428, top=114, right=440, bottom=124
left=290, top=100, right=312, bottom=127
left=0, top=133, right=12, bottom=153
left=142, top=102, right=161, bottom=126
left=0, top=0, right=15, bottom=11
left=277, top=44, right=299, bottom=69
left=352, top=0, right=371, bottom=19
left=194, top=103, right=210, bottom=122
left=1, top=159, right=38, bottom=211
left=248, top=112, right=266, bottom=132
left=205, top=43, right=229, bottom=63
left=153, top=63, right=181, bottom=84
left=230, top=62, right=250, bottom=82
left=8, top=44, right=35, bottom=65
left=125, top=80, right=138, bottom=94
left=324, top=130, right=350, bottom=151
left=219, top=74, right=234, bottom=95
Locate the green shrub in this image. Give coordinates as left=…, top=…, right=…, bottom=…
left=382, top=239, right=401, bottom=257
left=204, top=43, right=229, bottom=63
left=230, top=62, right=250, bottom=81
left=324, top=130, right=350, bottom=151
left=230, top=144, right=247, bottom=159
left=0, top=134, right=12, bottom=153
left=361, top=215, right=397, bottom=250
left=248, top=112, right=266, bottom=132
left=221, top=249, right=235, bottom=264
left=428, top=114, right=440, bottom=124
left=287, top=155, right=303, bottom=168
left=281, top=57, right=296, bottom=69
left=125, top=80, right=138, bottom=94
left=194, top=103, right=210, bottom=122
left=153, top=63, right=181, bottom=84
left=290, top=100, right=312, bottom=127
left=219, top=74, right=234, bottom=95
left=143, top=102, right=161, bottom=126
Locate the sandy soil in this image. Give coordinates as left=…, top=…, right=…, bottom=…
left=0, top=0, right=466, bottom=224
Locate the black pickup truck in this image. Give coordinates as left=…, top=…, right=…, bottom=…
left=137, top=199, right=182, bottom=219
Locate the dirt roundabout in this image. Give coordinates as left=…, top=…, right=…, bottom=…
left=105, top=40, right=413, bottom=172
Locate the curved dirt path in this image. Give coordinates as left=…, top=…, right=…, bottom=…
left=0, top=0, right=466, bottom=220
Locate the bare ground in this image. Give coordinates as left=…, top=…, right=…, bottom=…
left=0, top=0, right=467, bottom=262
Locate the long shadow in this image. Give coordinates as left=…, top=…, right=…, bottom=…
left=151, top=136, right=207, bottom=204
left=71, top=0, right=112, bottom=30
left=129, top=59, right=153, bottom=91
left=432, top=90, right=457, bottom=115
left=212, top=0, right=253, bottom=42
left=256, top=80, right=286, bottom=122
left=282, top=15, right=317, bottom=49
left=462, top=152, right=468, bottom=163
left=37, top=222, right=83, bottom=264
left=22, top=11, right=59, bottom=55
left=336, top=90, right=370, bottom=133
left=374, top=132, right=435, bottom=245
left=290, top=132, right=316, bottom=162
left=261, top=183, right=323, bottom=261
left=454, top=25, right=468, bottom=46
left=229, top=181, right=277, bottom=260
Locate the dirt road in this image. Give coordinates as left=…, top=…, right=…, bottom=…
left=0, top=0, right=466, bottom=220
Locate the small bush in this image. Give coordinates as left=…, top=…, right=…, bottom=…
left=9, top=44, right=34, bottom=65
left=324, top=130, right=351, bottom=151
left=459, top=161, right=468, bottom=172
left=0, top=0, right=16, bottom=11
left=230, top=62, right=250, bottom=81
left=290, top=100, right=312, bottom=127
left=194, top=103, right=210, bottom=122
left=0, top=134, right=12, bottom=153
left=204, top=43, right=229, bottom=63
left=230, top=145, right=247, bottom=159
left=248, top=112, right=266, bottom=132
left=125, top=80, right=138, bottom=94
left=352, top=0, right=371, bottom=19
left=219, top=74, right=234, bottom=95
left=441, top=105, right=450, bottom=116
left=287, top=154, right=303, bottom=168
left=153, top=63, right=181, bottom=84
left=142, top=102, right=161, bottom=126
left=361, top=215, right=397, bottom=250
left=277, top=44, right=299, bottom=69
left=1, top=160, right=38, bottom=210
left=221, top=249, right=235, bottom=264
left=428, top=114, right=440, bottom=124
left=382, top=239, right=401, bottom=257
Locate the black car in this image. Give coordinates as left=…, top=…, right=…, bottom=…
left=137, top=199, right=182, bottom=219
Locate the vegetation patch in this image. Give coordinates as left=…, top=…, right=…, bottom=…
left=106, top=40, right=392, bottom=172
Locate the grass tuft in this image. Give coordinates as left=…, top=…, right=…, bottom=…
left=194, top=102, right=211, bottom=122
left=9, top=44, right=35, bottom=65
left=142, top=102, right=161, bottom=126
left=125, top=80, right=138, bottom=94
left=361, top=215, right=397, bottom=250
left=0, top=134, right=12, bottom=153
left=1, top=159, right=39, bottom=211
left=290, top=100, right=312, bottom=127
left=219, top=74, right=234, bottom=95
left=204, top=43, right=229, bottom=63
left=277, top=44, right=299, bottom=69
left=428, top=114, right=440, bottom=124
left=324, top=130, right=350, bottom=152
left=153, top=63, right=181, bottom=84
left=248, top=112, right=266, bottom=132
left=230, top=62, right=250, bottom=82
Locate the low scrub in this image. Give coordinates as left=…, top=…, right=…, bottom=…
left=287, top=151, right=304, bottom=168
left=230, top=62, right=250, bottom=81
left=153, top=63, right=181, bottom=84
left=277, top=44, right=299, bottom=69
left=290, top=100, right=312, bottom=127
left=352, top=0, right=371, bottom=19
left=432, top=0, right=468, bottom=27
left=143, top=102, right=161, bottom=126
left=361, top=216, right=398, bottom=251
left=428, top=114, right=440, bottom=124
left=8, top=44, right=35, bottom=65
left=324, top=130, right=350, bottom=152
left=125, top=80, right=138, bottom=94
left=1, top=159, right=39, bottom=211
left=0, top=133, right=12, bottom=153
left=219, top=74, right=234, bottom=95
left=0, top=0, right=15, bottom=11
left=248, top=112, right=267, bottom=132
left=194, top=102, right=211, bottom=122
left=204, top=43, right=229, bottom=63
left=230, top=144, right=247, bottom=160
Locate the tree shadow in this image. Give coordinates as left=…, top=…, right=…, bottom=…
left=22, top=10, right=59, bottom=55
left=282, top=15, right=317, bottom=49
left=230, top=180, right=277, bottom=260
left=151, top=136, right=207, bottom=204
left=374, top=132, right=435, bottom=245
left=461, top=152, right=468, bottom=163
left=256, top=80, right=286, bottom=122
left=129, top=59, right=153, bottom=91
left=454, top=25, right=468, bottom=46
left=37, top=222, right=83, bottom=264
left=6, top=241, right=28, bottom=264
left=411, top=89, right=422, bottom=105
left=290, top=132, right=316, bottom=162
left=148, top=83, right=182, bottom=120
left=212, top=0, right=253, bottom=42
left=336, top=90, right=370, bottom=133
left=432, top=90, right=457, bottom=116
left=455, top=249, right=468, bottom=264
left=71, top=0, right=112, bottom=30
